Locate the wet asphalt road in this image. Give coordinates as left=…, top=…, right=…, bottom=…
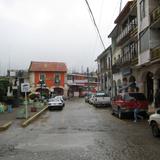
left=0, top=98, right=160, bottom=160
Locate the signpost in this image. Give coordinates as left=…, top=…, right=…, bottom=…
left=21, top=83, right=30, bottom=119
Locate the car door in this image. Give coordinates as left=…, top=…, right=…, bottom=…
left=112, top=95, right=122, bottom=112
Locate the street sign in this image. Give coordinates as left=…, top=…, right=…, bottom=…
left=21, top=83, right=30, bottom=93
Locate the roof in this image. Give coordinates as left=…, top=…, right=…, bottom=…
left=29, top=61, right=67, bottom=72
left=114, top=1, right=133, bottom=24
left=95, top=45, right=111, bottom=61
left=108, top=25, right=118, bottom=38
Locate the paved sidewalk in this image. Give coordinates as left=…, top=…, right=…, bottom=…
left=0, top=103, right=46, bottom=130
left=0, top=107, right=20, bottom=123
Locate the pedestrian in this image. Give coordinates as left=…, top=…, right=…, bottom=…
left=155, top=89, right=160, bottom=108
left=133, top=107, right=143, bottom=122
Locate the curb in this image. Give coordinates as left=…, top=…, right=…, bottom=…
left=21, top=106, right=48, bottom=127
left=0, top=121, right=12, bottom=131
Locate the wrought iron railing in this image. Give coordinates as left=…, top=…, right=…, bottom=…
left=116, top=19, right=137, bottom=44
left=114, top=50, right=138, bottom=67
left=151, top=46, right=160, bottom=60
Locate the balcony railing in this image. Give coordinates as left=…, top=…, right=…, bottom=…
left=114, top=50, right=138, bottom=67
left=151, top=46, right=160, bottom=61
left=116, top=19, right=137, bottom=44
left=151, top=6, right=160, bottom=24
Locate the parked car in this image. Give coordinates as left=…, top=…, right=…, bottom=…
left=48, top=98, right=64, bottom=111
left=85, top=93, right=92, bottom=103
left=93, top=92, right=111, bottom=107
left=111, top=92, right=148, bottom=119
left=88, top=94, right=95, bottom=105
left=148, top=108, right=160, bottom=137
left=54, top=96, right=65, bottom=105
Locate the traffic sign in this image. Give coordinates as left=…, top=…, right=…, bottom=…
left=21, top=83, right=30, bottom=93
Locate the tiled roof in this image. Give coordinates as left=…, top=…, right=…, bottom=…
left=114, top=1, right=133, bottom=24
left=29, top=61, right=67, bottom=72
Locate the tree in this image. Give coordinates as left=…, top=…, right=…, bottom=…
left=0, top=78, right=10, bottom=101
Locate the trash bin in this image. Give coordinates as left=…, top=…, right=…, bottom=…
left=8, top=105, right=13, bottom=113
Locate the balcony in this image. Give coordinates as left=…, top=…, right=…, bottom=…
left=150, top=6, right=160, bottom=28
left=116, top=19, right=137, bottom=45
left=113, top=50, right=138, bottom=69
left=150, top=46, right=160, bottom=61
left=131, top=57, right=138, bottom=65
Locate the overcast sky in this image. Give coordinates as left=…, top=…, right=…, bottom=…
left=0, top=0, right=128, bottom=75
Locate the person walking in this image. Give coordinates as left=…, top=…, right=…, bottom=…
left=133, top=106, right=143, bottom=122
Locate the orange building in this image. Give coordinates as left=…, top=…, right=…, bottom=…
left=28, top=61, right=67, bottom=96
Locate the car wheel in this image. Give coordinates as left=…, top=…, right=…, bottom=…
left=152, top=123, right=160, bottom=137
left=118, top=108, right=123, bottom=119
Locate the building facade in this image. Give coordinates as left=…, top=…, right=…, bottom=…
left=96, top=46, right=112, bottom=95
left=67, top=73, right=99, bottom=97
left=136, top=0, right=160, bottom=104
left=108, top=0, right=138, bottom=97
left=97, top=0, right=160, bottom=106
left=28, top=61, right=67, bottom=96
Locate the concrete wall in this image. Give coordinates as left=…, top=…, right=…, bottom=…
left=137, top=0, right=150, bottom=33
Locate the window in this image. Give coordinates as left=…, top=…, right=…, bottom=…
left=129, top=93, right=147, bottom=101
left=40, top=73, right=46, bottom=82
left=114, top=57, right=116, bottom=64
left=55, top=73, right=61, bottom=84
left=140, top=0, right=145, bottom=20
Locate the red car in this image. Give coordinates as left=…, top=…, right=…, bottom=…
left=111, top=92, right=148, bottom=119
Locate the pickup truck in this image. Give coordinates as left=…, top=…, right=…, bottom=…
left=93, top=92, right=111, bottom=107
left=111, top=92, right=148, bottom=119
left=148, top=108, right=160, bottom=137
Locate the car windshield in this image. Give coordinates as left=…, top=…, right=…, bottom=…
left=128, top=93, right=147, bottom=101
left=49, top=98, right=60, bottom=102
left=96, top=93, right=108, bottom=97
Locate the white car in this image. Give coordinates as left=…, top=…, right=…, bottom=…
left=54, top=96, right=65, bottom=104
left=88, top=94, right=95, bottom=105
left=148, top=108, right=160, bottom=137
left=48, top=98, right=64, bottom=110
left=93, top=92, right=111, bottom=107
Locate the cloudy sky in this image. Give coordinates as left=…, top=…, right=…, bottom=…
left=0, top=0, right=128, bottom=75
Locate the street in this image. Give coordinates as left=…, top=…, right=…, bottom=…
left=0, top=98, right=160, bottom=160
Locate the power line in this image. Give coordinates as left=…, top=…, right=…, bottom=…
left=84, top=0, right=106, bottom=50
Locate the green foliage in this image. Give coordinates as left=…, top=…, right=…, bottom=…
left=29, top=93, right=39, bottom=100
left=0, top=78, right=10, bottom=101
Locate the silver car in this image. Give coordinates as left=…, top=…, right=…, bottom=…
left=48, top=98, right=64, bottom=111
